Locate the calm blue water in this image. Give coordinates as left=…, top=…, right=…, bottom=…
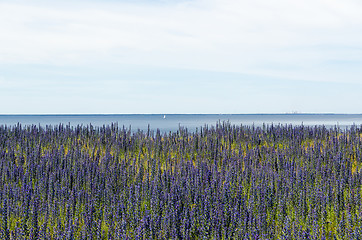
left=1, top=114, right=362, bottom=132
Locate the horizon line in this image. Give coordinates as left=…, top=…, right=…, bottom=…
left=1, top=113, right=362, bottom=116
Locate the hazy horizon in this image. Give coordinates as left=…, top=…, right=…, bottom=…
left=2, top=114, right=362, bottom=132
left=1, top=113, right=362, bottom=115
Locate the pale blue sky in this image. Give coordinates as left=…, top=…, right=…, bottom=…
left=1, top=0, right=362, bottom=114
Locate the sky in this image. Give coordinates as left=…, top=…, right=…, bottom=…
left=1, top=0, right=362, bottom=114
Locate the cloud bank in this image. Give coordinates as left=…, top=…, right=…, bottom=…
left=1, top=0, right=362, bottom=83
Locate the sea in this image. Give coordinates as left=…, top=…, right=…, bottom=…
left=1, top=114, right=362, bottom=133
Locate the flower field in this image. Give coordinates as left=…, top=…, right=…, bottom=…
left=1, top=122, right=362, bottom=239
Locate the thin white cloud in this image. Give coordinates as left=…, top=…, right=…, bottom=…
left=1, top=0, right=362, bottom=83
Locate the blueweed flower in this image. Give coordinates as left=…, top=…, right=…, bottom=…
left=1, top=199, right=10, bottom=240
left=1, top=123, right=362, bottom=238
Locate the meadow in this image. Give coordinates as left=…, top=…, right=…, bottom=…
left=0, top=122, right=362, bottom=239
